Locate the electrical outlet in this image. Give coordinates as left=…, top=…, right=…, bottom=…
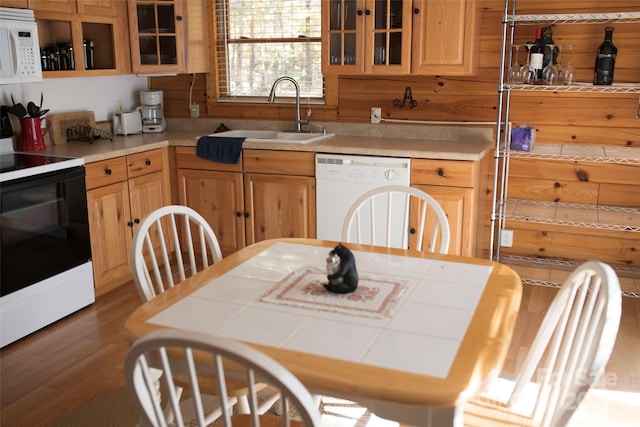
left=116, top=100, right=124, bottom=114
left=500, top=229, right=514, bottom=247
left=190, top=103, right=199, bottom=119
left=371, top=107, right=381, bottom=124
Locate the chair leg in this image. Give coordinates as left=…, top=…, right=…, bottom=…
left=236, top=391, right=283, bottom=415
left=236, top=395, right=250, bottom=414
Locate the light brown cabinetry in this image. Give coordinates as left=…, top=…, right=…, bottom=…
left=411, top=155, right=489, bottom=257
left=3, top=0, right=29, bottom=9
left=127, top=0, right=209, bottom=74
left=34, top=0, right=130, bottom=77
left=322, top=0, right=478, bottom=76
left=243, top=150, right=317, bottom=245
left=175, top=148, right=315, bottom=257
left=86, top=148, right=170, bottom=295
left=175, top=153, right=245, bottom=256
left=411, top=0, right=479, bottom=76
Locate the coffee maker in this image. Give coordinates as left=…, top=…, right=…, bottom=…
left=140, top=90, right=166, bottom=133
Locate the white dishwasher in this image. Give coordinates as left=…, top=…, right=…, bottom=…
left=315, top=153, right=411, bottom=246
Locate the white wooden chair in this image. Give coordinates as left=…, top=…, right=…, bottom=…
left=341, top=185, right=450, bottom=253
left=125, top=329, right=322, bottom=427
left=464, top=260, right=622, bottom=427
left=130, top=205, right=278, bottom=418
left=130, top=205, right=223, bottom=303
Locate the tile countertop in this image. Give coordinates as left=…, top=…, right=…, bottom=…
left=44, top=129, right=492, bottom=163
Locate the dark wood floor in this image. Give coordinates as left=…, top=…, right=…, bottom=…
left=1, top=281, right=639, bottom=426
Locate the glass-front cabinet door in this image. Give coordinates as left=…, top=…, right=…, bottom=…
left=364, top=0, right=412, bottom=74
left=324, top=0, right=362, bottom=74
left=128, top=0, right=185, bottom=73
left=323, top=0, right=412, bottom=75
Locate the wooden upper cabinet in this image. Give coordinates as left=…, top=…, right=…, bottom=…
left=323, top=0, right=413, bottom=75
left=34, top=0, right=130, bottom=77
left=29, top=0, right=118, bottom=15
left=411, top=0, right=480, bottom=76
left=322, top=0, right=479, bottom=76
left=127, top=0, right=209, bottom=74
left=3, top=0, right=29, bottom=9
left=28, top=0, right=77, bottom=13
left=76, top=0, right=120, bottom=16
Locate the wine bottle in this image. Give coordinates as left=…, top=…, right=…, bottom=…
left=528, top=28, right=545, bottom=84
left=541, top=26, right=558, bottom=68
left=593, top=27, right=617, bottom=85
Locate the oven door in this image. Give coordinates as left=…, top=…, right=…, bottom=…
left=1, top=166, right=91, bottom=296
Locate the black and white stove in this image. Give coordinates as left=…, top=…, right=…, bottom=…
left=0, top=136, right=94, bottom=348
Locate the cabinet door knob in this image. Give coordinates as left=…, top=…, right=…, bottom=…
left=145, top=159, right=151, bottom=166
left=357, top=10, right=363, bottom=16
left=244, top=212, right=250, bottom=218
left=236, top=212, right=242, bottom=217
left=127, top=221, right=134, bottom=227
left=176, top=15, right=183, bottom=21
left=134, top=218, right=140, bottom=224
left=105, top=168, right=112, bottom=175
left=409, top=228, right=416, bottom=234
left=365, top=9, right=371, bottom=15
left=414, top=8, right=420, bottom=14
left=437, top=168, right=445, bottom=176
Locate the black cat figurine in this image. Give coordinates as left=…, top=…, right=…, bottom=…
left=324, top=243, right=358, bottom=294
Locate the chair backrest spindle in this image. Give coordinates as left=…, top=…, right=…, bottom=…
left=125, top=329, right=323, bottom=427
left=131, top=205, right=223, bottom=303
left=342, top=185, right=450, bottom=254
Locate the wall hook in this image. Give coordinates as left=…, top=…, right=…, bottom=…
left=393, top=86, right=418, bottom=109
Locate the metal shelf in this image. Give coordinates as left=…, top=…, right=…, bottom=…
left=504, top=200, right=640, bottom=233
left=508, top=144, right=640, bottom=165
left=490, top=1, right=640, bottom=267
left=500, top=255, right=640, bottom=298
left=507, top=11, right=640, bottom=25
left=508, top=83, right=640, bottom=93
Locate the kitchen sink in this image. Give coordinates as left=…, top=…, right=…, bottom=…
left=208, top=129, right=334, bottom=144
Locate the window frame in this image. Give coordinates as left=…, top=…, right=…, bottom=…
left=212, top=0, right=324, bottom=102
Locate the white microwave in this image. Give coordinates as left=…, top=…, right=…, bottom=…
left=0, top=10, right=42, bottom=85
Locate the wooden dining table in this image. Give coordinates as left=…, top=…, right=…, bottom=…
left=122, top=238, right=522, bottom=427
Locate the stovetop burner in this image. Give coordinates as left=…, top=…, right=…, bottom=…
left=1, top=152, right=76, bottom=172
left=0, top=137, right=84, bottom=183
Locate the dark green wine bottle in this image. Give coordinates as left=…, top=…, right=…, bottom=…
left=593, top=27, right=617, bottom=85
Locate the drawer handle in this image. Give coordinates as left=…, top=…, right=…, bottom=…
left=145, top=160, right=151, bottom=166
left=105, top=168, right=112, bottom=175
left=437, top=168, right=444, bottom=177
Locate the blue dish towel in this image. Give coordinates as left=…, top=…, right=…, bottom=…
left=196, top=136, right=245, bottom=164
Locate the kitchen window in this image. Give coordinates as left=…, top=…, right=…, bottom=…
left=214, top=0, right=323, bottom=102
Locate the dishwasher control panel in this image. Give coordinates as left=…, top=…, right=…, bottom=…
left=315, top=153, right=411, bottom=185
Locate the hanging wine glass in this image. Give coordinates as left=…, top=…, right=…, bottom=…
left=509, top=44, right=523, bottom=84
left=555, top=45, right=565, bottom=85
left=520, top=43, right=535, bottom=84
left=542, top=44, right=559, bottom=85
left=560, top=44, right=576, bottom=85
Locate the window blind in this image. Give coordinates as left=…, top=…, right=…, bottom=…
left=215, top=0, right=323, bottom=101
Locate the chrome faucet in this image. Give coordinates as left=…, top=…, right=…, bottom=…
left=267, top=76, right=310, bottom=132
